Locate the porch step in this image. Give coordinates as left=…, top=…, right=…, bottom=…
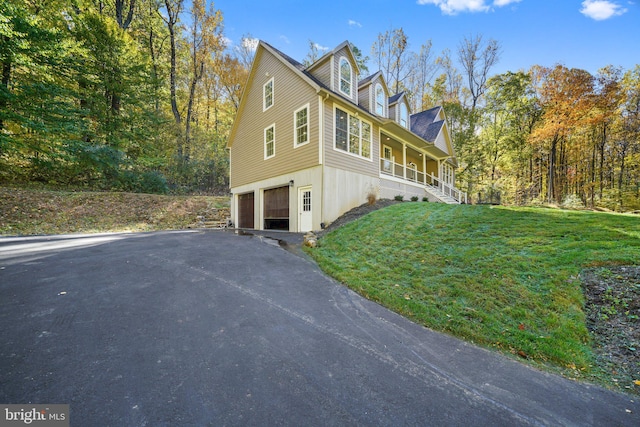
left=425, top=185, right=460, bottom=204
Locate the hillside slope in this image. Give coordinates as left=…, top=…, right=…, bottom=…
left=308, top=202, right=640, bottom=392
left=0, top=187, right=229, bottom=236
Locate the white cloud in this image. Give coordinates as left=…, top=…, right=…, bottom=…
left=348, top=19, right=363, bottom=28
left=279, top=35, right=291, bottom=44
left=241, top=37, right=259, bottom=52
left=313, top=43, right=329, bottom=52
left=417, top=0, right=521, bottom=14
left=493, top=0, right=521, bottom=6
left=580, top=0, right=627, bottom=20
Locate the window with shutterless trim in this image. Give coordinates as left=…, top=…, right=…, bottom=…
left=400, top=103, right=408, bottom=128
left=263, top=78, right=274, bottom=111
left=375, top=83, right=385, bottom=116
left=334, top=107, right=371, bottom=159
left=294, top=104, right=309, bottom=147
left=339, top=58, right=352, bottom=97
left=264, top=124, right=275, bottom=159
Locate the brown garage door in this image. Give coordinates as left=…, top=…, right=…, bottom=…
left=238, top=192, right=254, bottom=229
left=264, top=186, right=289, bottom=230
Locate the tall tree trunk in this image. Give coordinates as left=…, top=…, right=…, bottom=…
left=163, top=0, right=183, bottom=160
left=0, top=58, right=10, bottom=136
left=115, top=0, right=136, bottom=30
left=598, top=124, right=606, bottom=200
left=548, top=134, right=558, bottom=203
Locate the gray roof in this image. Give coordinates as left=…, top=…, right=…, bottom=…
left=388, top=92, right=403, bottom=105
left=410, top=107, right=443, bottom=142
left=359, top=72, right=380, bottom=86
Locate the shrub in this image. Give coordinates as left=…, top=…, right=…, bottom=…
left=366, top=191, right=377, bottom=205
left=117, top=170, right=168, bottom=194
left=410, top=196, right=419, bottom=202
left=422, top=197, right=429, bottom=202
left=561, top=194, right=585, bottom=210
left=394, top=194, right=404, bottom=201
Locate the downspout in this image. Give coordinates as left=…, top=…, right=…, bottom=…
left=319, top=91, right=329, bottom=229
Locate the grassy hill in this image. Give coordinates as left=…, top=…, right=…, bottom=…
left=0, top=187, right=229, bottom=236
left=308, top=202, right=640, bottom=391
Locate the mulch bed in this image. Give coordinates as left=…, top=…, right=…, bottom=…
left=581, top=266, right=640, bottom=394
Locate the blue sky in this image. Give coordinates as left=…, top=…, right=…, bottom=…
left=214, top=0, right=639, bottom=76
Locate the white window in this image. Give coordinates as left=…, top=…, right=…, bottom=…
left=294, top=105, right=309, bottom=146
left=382, top=145, right=393, bottom=172
left=264, top=124, right=275, bottom=159
left=263, top=78, right=274, bottom=111
left=443, top=164, right=454, bottom=185
left=335, top=107, right=371, bottom=159
left=400, top=103, right=408, bottom=128
left=375, top=84, right=385, bottom=116
left=339, top=58, right=352, bottom=97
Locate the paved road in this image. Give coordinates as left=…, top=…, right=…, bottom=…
left=1, top=230, right=638, bottom=426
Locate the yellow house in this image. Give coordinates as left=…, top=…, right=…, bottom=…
left=227, top=40, right=465, bottom=232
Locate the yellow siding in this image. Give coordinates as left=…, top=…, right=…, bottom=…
left=230, top=49, right=319, bottom=188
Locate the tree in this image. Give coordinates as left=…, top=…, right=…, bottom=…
left=405, top=40, right=438, bottom=112
left=350, top=42, right=369, bottom=74
left=183, top=0, right=224, bottom=162
left=530, top=65, right=595, bottom=203
left=162, top=0, right=183, bottom=157
left=303, top=39, right=321, bottom=67
left=480, top=71, right=539, bottom=204
left=458, top=34, right=500, bottom=112
left=371, top=27, right=410, bottom=93
left=235, top=33, right=257, bottom=69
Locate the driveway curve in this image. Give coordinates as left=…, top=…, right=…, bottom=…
left=0, top=230, right=638, bottom=426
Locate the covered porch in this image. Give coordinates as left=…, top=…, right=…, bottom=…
left=379, top=132, right=467, bottom=203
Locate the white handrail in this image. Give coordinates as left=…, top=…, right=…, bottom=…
left=380, top=159, right=467, bottom=203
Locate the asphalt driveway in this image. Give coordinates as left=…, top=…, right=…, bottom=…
left=1, top=230, right=638, bottom=426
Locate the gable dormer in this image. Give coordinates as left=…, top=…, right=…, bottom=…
left=306, top=41, right=359, bottom=103
left=358, top=72, right=390, bottom=117
left=388, top=92, right=411, bottom=129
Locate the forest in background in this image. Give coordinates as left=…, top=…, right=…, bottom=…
left=2, top=1, right=639, bottom=210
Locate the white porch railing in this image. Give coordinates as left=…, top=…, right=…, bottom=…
left=380, top=158, right=467, bottom=204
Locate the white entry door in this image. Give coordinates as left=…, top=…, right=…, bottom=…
left=298, top=186, right=312, bottom=232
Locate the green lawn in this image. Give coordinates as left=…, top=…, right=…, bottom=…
left=308, top=203, right=640, bottom=381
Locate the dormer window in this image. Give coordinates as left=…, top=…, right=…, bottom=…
left=400, top=103, right=408, bottom=128
left=339, top=58, right=352, bottom=97
left=375, top=84, right=385, bottom=116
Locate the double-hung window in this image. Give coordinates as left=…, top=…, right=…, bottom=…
left=335, top=107, right=371, bottom=159
left=294, top=105, right=309, bottom=146
left=264, top=124, right=275, bottom=159
left=263, top=78, right=274, bottom=111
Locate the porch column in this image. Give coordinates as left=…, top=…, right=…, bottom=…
left=402, top=143, right=407, bottom=180
left=422, top=153, right=427, bottom=185
left=438, top=160, right=442, bottom=184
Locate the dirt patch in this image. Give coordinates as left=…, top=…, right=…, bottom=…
left=318, top=199, right=400, bottom=236
left=581, top=266, right=640, bottom=394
